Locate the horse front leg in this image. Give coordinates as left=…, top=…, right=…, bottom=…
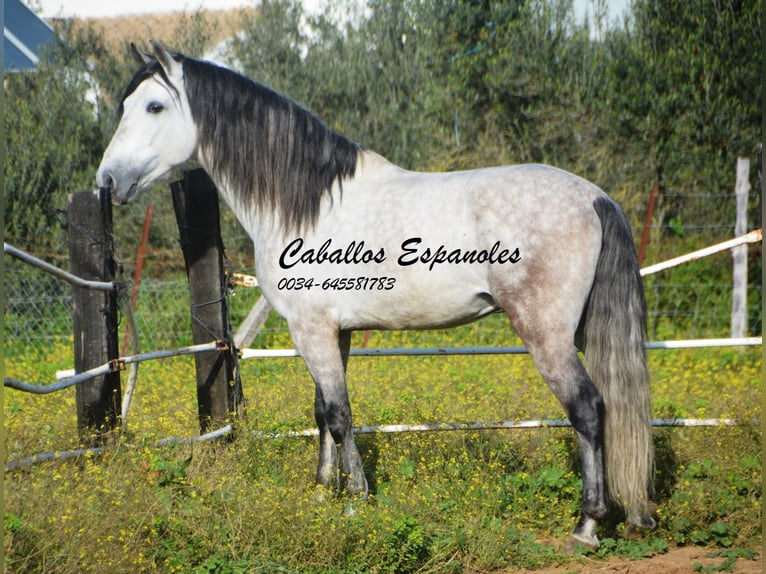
left=334, top=330, right=368, bottom=497
left=292, top=324, right=368, bottom=499
left=317, top=378, right=368, bottom=498
left=314, top=382, right=339, bottom=496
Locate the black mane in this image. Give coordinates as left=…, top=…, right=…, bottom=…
left=121, top=55, right=362, bottom=231
left=181, top=57, right=362, bottom=232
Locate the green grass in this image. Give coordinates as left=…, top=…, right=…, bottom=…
left=3, top=305, right=762, bottom=572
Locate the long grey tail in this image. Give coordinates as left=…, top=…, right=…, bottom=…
left=582, top=196, right=655, bottom=526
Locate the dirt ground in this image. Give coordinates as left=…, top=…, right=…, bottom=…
left=510, top=545, right=762, bottom=573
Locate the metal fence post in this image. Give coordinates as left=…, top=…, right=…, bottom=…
left=171, top=168, right=245, bottom=432
left=68, top=188, right=121, bottom=444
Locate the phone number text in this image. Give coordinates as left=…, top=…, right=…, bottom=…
left=277, top=277, right=396, bottom=291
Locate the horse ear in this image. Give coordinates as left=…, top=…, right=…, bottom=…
left=150, top=39, right=183, bottom=79
left=130, top=43, right=153, bottom=65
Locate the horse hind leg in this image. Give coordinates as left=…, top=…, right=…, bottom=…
left=538, top=347, right=609, bottom=549
left=503, top=304, right=608, bottom=548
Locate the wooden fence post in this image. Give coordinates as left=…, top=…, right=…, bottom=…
left=68, top=188, right=121, bottom=444
left=171, top=168, right=244, bottom=432
left=731, top=157, right=750, bottom=338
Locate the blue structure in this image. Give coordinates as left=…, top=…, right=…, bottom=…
left=4, top=0, right=58, bottom=71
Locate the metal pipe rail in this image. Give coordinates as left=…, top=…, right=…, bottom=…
left=241, top=336, right=762, bottom=360
left=8, top=336, right=761, bottom=394
left=254, top=417, right=742, bottom=439
left=4, top=424, right=234, bottom=471
left=4, top=341, right=226, bottom=394
left=3, top=242, right=118, bottom=291
left=6, top=417, right=747, bottom=471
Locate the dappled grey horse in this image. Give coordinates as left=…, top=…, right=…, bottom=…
left=97, top=41, right=655, bottom=549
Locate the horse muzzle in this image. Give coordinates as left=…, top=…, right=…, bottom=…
left=113, top=182, right=139, bottom=205
left=96, top=169, right=139, bottom=205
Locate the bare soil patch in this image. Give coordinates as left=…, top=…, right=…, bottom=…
left=509, top=545, right=761, bottom=574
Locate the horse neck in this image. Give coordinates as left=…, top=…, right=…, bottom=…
left=198, top=143, right=389, bottom=231
left=198, top=159, right=278, bottom=240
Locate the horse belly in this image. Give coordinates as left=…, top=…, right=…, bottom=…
left=335, top=277, right=501, bottom=330
left=259, top=258, right=500, bottom=332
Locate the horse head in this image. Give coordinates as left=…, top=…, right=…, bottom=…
left=97, top=41, right=197, bottom=204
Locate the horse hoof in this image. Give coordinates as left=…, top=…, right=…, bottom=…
left=565, top=533, right=600, bottom=552
left=567, top=515, right=599, bottom=552
left=624, top=515, right=657, bottom=540
left=627, top=513, right=657, bottom=531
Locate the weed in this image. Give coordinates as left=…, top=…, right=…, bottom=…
left=592, top=536, right=669, bottom=560
left=383, top=516, right=431, bottom=573
left=693, top=548, right=758, bottom=572
left=3, top=327, right=761, bottom=572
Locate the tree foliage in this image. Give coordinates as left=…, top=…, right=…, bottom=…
left=606, top=0, right=761, bottom=230
left=3, top=14, right=221, bottom=254
left=3, top=0, right=760, bottom=254
left=4, top=36, right=103, bottom=251
left=226, top=0, right=760, bottom=229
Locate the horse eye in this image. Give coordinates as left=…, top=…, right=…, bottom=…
left=147, top=102, right=164, bottom=114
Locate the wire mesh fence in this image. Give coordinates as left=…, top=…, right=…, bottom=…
left=3, top=237, right=762, bottom=362
left=4, top=257, right=74, bottom=351
left=2, top=251, right=287, bottom=360
left=640, top=189, right=761, bottom=239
